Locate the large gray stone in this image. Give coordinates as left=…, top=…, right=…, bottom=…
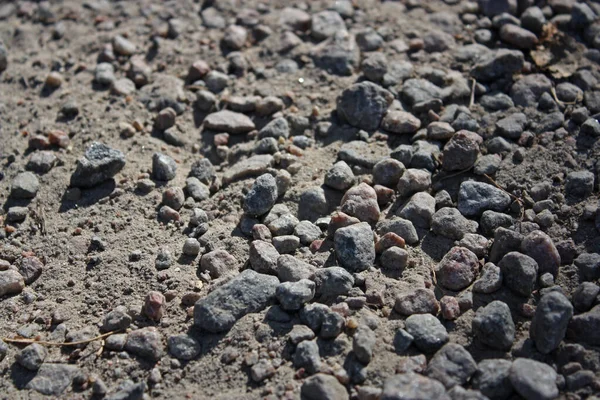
left=382, top=372, right=449, bottom=400
left=457, top=181, right=511, bottom=217
left=509, top=358, right=558, bottom=400
left=336, top=82, right=393, bottom=131
left=530, top=291, right=573, bottom=354
left=472, top=301, right=515, bottom=350
left=334, top=222, right=376, bottom=272
left=194, top=269, right=279, bottom=332
left=70, top=142, right=126, bottom=188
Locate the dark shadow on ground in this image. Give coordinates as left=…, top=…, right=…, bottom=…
left=58, top=180, right=115, bottom=213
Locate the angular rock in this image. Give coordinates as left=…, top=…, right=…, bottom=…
left=167, top=334, right=201, bottom=361
left=472, top=301, right=515, bottom=350
left=244, top=174, right=278, bottom=216
left=336, top=82, right=393, bottom=131
left=442, top=130, right=482, bottom=171
left=249, top=240, right=279, bottom=275
left=276, top=279, right=315, bottom=311
left=431, top=207, right=478, bottom=240
left=426, top=343, right=477, bottom=389
left=125, top=327, right=163, bottom=361
left=471, top=49, right=524, bottom=82
left=394, top=288, right=440, bottom=316
left=530, top=291, right=573, bottom=354
left=382, top=111, right=422, bottom=134
left=568, top=304, right=600, bottom=346
left=472, top=359, right=514, bottom=400
left=11, top=172, right=39, bottom=199
left=26, top=364, right=79, bottom=396
left=70, top=142, right=126, bottom=188
left=457, top=181, right=511, bottom=217
left=334, top=222, right=376, bottom=272
left=194, top=269, right=279, bottom=332
left=311, top=267, right=354, bottom=299
left=405, top=314, right=449, bottom=353
left=382, top=372, right=448, bottom=400
left=0, top=270, right=25, bottom=297
left=498, top=251, right=538, bottom=297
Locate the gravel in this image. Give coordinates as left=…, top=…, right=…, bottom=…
left=336, top=82, right=393, bottom=131
left=381, top=372, right=448, bottom=400
left=457, top=181, right=512, bottom=217
left=405, top=314, right=449, bottom=353
left=472, top=300, right=515, bottom=350
left=530, top=291, right=573, bottom=354
left=243, top=173, right=278, bottom=216
left=70, top=142, right=126, bottom=188
left=194, top=269, right=279, bottom=332
left=334, top=222, right=376, bottom=272
left=509, top=358, right=558, bottom=400
left=426, top=343, right=477, bottom=389
left=498, top=251, right=538, bottom=297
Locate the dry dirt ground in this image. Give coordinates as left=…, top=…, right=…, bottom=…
left=1, top=0, right=600, bottom=399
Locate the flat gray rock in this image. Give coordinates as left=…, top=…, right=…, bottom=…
left=204, top=110, right=255, bottom=134
left=26, top=364, right=79, bottom=396
left=70, top=142, right=126, bottom=188
left=194, top=269, right=279, bottom=332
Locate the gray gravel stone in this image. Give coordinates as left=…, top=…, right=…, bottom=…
left=25, top=364, right=79, bottom=396
left=457, top=181, right=511, bottom=217
left=376, top=218, right=419, bottom=245
left=102, top=306, right=132, bottom=332
left=27, top=151, right=57, bottom=174
left=572, top=282, right=600, bottom=311
left=311, top=10, right=346, bottom=41
left=405, top=314, right=449, bottom=353
left=530, top=291, right=573, bottom=354
left=113, top=35, right=136, bottom=55
left=565, top=170, right=594, bottom=199
left=312, top=267, right=354, bottom=299
left=204, top=110, right=255, bottom=134
left=325, top=161, right=355, bottom=191
left=258, top=117, right=289, bottom=140
left=189, top=158, right=216, bottom=184
left=194, top=269, right=279, bottom=332
left=568, top=304, right=600, bottom=346
left=473, top=263, right=502, bottom=294
left=334, top=222, right=376, bottom=272
left=125, top=327, right=163, bottom=361
left=277, top=255, right=316, bottom=282
left=382, top=372, right=449, bottom=400
left=249, top=240, right=279, bottom=275
left=313, top=30, right=360, bottom=76
left=70, top=142, right=125, bottom=188
left=336, top=82, right=393, bottom=131
left=353, top=326, right=376, bottom=364
left=0, top=270, right=25, bottom=297
left=382, top=110, right=422, bottom=134
left=426, top=343, right=477, bottom=389
left=498, top=251, right=538, bottom=297
left=471, top=49, right=524, bottom=82
left=496, top=113, right=527, bottom=139
left=574, top=252, right=600, bottom=281
left=431, top=207, right=478, bottom=240
left=472, top=359, right=513, bottom=400
left=320, top=310, right=345, bottom=338
left=10, top=172, right=39, bottom=199
left=373, top=158, right=405, bottom=188
left=294, top=221, right=321, bottom=245
left=509, top=358, right=558, bottom=400
left=167, top=334, right=201, bottom=361
left=399, top=192, right=436, bottom=229
left=276, top=279, right=315, bottom=311
left=185, top=177, right=210, bottom=202
left=472, top=300, right=515, bottom=350
left=510, top=74, right=552, bottom=107
left=301, top=373, right=349, bottom=400
left=397, top=169, right=432, bottom=198
left=294, top=340, right=321, bottom=374
left=244, top=174, right=278, bottom=216
left=499, top=24, right=538, bottom=49
left=442, top=130, right=482, bottom=171
left=17, top=343, right=47, bottom=371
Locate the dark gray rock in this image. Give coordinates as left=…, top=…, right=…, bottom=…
left=336, top=82, right=393, bottom=131
left=189, top=158, right=216, bottom=184
left=574, top=252, right=600, bottom=281
left=442, top=130, right=482, bottom=171
left=489, top=227, right=523, bottom=263
left=521, top=230, right=560, bottom=278
left=194, top=269, right=279, bottom=332
left=102, top=306, right=132, bottom=332
left=334, top=222, right=375, bottom=272
left=405, top=314, right=449, bottom=353
left=381, top=372, right=449, bottom=400
left=568, top=304, right=600, bottom=346
left=313, top=30, right=360, bottom=76
left=301, top=373, right=349, bottom=400
left=431, top=207, right=478, bottom=240
left=249, top=240, right=279, bottom=275
left=294, top=340, right=321, bottom=374
left=472, top=301, right=515, bottom=350
left=320, top=310, right=345, bottom=338
left=496, top=113, right=527, bottom=139
left=17, top=343, right=47, bottom=371
left=27, top=151, right=57, bottom=174
left=530, top=291, right=573, bottom=354
left=70, top=142, right=126, bottom=188
left=376, top=218, right=419, bottom=245
left=565, top=170, right=594, bottom=199
left=473, top=263, right=502, bottom=294
left=509, top=358, right=558, bottom=400
left=25, top=364, right=79, bottom=396
left=311, top=10, right=346, bottom=41
left=167, top=334, right=201, bottom=360
left=243, top=174, right=278, bottom=216
left=426, top=343, right=477, bottom=389
left=276, top=279, right=315, bottom=311
left=510, top=74, right=552, bottom=107
left=311, top=267, right=354, bottom=299
left=498, top=251, right=538, bottom=297
left=572, top=282, right=600, bottom=311
left=258, top=117, right=289, bottom=139
left=399, top=192, right=436, bottom=229
left=471, top=49, right=524, bottom=81
left=472, top=359, right=513, bottom=400
left=457, top=181, right=511, bottom=217
left=353, top=326, right=376, bottom=364
left=480, top=211, right=513, bottom=237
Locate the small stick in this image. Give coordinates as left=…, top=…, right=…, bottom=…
left=2, top=330, right=120, bottom=347
left=469, top=78, right=476, bottom=109
left=550, top=86, right=577, bottom=106
left=438, top=166, right=473, bottom=182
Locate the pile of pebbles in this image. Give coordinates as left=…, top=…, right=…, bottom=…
left=1, top=0, right=600, bottom=399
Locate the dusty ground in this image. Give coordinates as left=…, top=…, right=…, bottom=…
left=1, top=0, right=600, bottom=399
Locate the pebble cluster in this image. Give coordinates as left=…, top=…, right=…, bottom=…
left=1, top=0, right=600, bottom=399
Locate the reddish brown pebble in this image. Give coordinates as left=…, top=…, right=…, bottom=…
left=440, top=296, right=461, bottom=320
left=374, top=184, right=395, bottom=206
left=327, top=211, right=361, bottom=237
left=144, top=291, right=166, bottom=321
left=188, top=60, right=210, bottom=82
left=48, top=130, right=70, bottom=148
left=409, top=38, right=424, bottom=51
left=309, top=239, right=324, bottom=253
left=520, top=303, right=536, bottom=318
left=340, top=183, right=380, bottom=224
left=376, top=232, right=406, bottom=253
